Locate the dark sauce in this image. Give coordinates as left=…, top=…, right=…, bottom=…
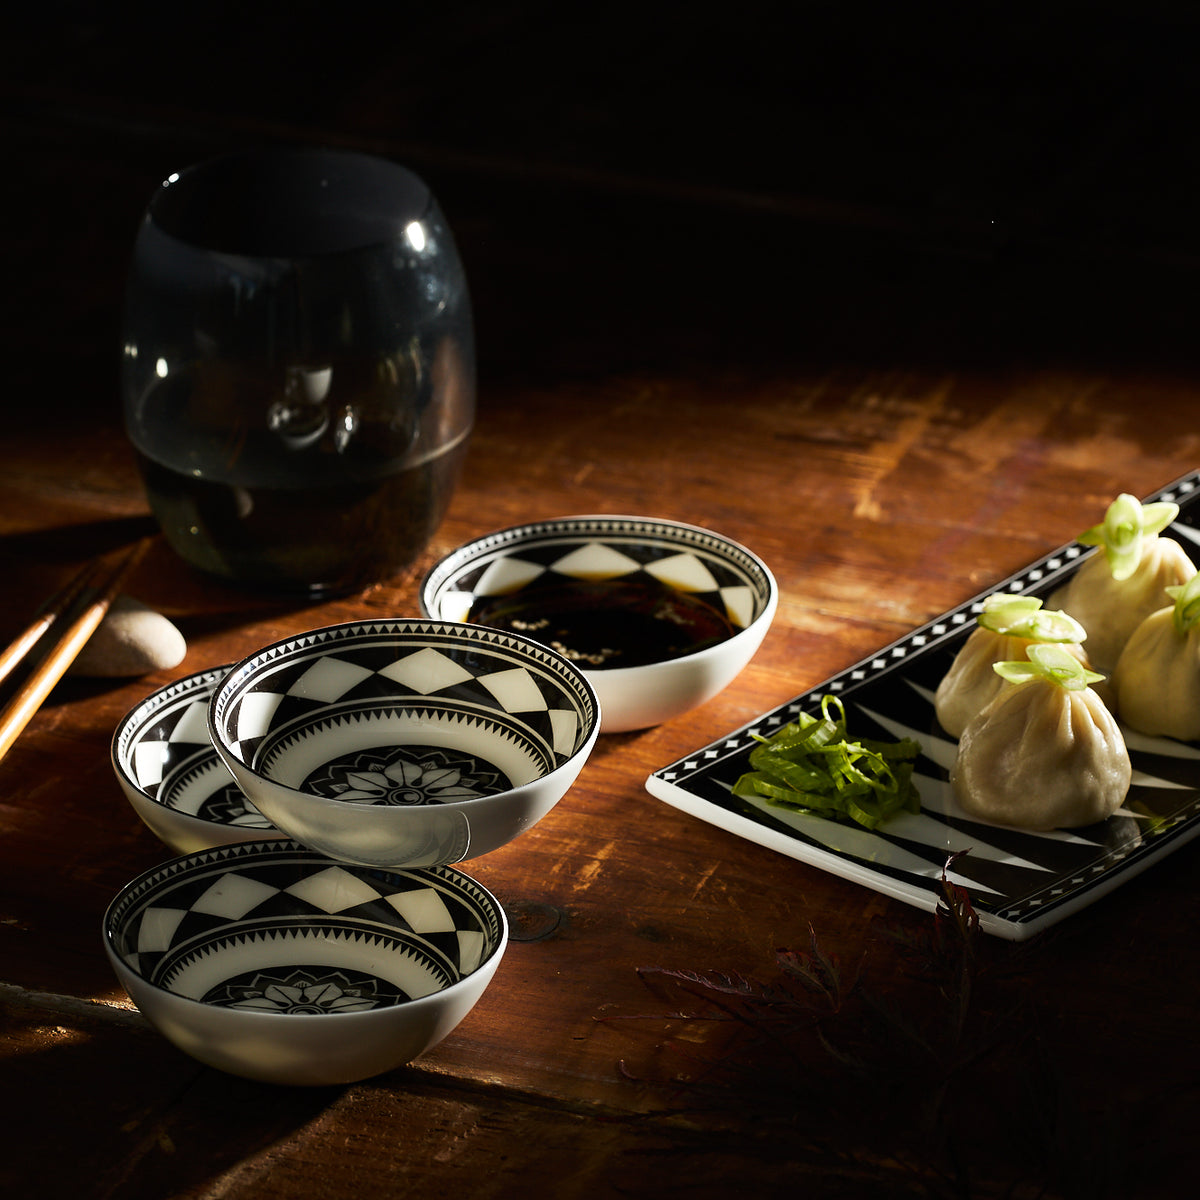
left=467, top=575, right=738, bottom=669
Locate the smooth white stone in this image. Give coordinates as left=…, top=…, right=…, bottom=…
left=70, top=595, right=187, bottom=677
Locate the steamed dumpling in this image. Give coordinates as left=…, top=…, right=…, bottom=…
left=950, top=645, right=1130, bottom=830
left=935, top=595, right=1088, bottom=738
left=1049, top=494, right=1193, bottom=672
left=1111, top=571, right=1200, bottom=740
left=1051, top=538, right=1193, bottom=672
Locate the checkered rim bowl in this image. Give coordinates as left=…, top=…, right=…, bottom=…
left=209, top=619, right=599, bottom=788
left=420, top=514, right=775, bottom=634
left=104, top=840, right=507, bottom=1011
left=112, top=665, right=279, bottom=835
left=203, top=619, right=602, bottom=867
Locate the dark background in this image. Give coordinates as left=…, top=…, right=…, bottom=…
left=7, top=1, right=1199, bottom=424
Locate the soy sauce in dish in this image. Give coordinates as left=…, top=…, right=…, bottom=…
left=466, top=575, right=738, bottom=669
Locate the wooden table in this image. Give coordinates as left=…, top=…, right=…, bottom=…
left=5, top=10, right=1200, bottom=1197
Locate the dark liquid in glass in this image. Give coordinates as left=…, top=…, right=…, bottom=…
left=129, top=365, right=467, bottom=595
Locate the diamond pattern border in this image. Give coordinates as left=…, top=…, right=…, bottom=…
left=106, top=841, right=504, bottom=991
left=115, top=666, right=232, bottom=799
left=421, top=516, right=774, bottom=632
left=212, top=621, right=598, bottom=776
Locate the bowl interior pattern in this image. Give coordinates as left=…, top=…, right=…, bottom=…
left=422, top=516, right=774, bottom=641
left=210, top=621, right=598, bottom=804
left=105, top=841, right=505, bottom=1011
left=114, top=666, right=275, bottom=830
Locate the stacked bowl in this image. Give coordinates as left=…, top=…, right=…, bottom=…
left=106, top=517, right=775, bottom=1083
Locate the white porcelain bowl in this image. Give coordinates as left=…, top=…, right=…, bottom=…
left=207, top=619, right=600, bottom=868
left=420, top=516, right=778, bottom=732
left=103, top=840, right=508, bottom=1085
left=112, top=665, right=283, bottom=853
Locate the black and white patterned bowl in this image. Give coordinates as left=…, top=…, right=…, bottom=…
left=103, top=840, right=508, bottom=1085
left=208, top=619, right=600, bottom=867
left=112, top=665, right=283, bottom=853
left=420, top=516, right=778, bottom=732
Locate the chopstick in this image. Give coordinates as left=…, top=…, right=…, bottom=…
left=0, top=539, right=152, bottom=763
left=0, top=557, right=105, bottom=688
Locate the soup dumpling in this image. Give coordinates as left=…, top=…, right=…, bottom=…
left=1049, top=493, right=1193, bottom=673
left=934, top=594, right=1088, bottom=738
left=1112, top=571, right=1200, bottom=741
left=951, top=645, right=1130, bottom=830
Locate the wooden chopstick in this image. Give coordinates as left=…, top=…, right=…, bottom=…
left=0, top=539, right=152, bottom=763
left=0, top=557, right=105, bottom=688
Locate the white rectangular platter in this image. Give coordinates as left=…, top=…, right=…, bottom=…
left=646, top=470, right=1200, bottom=940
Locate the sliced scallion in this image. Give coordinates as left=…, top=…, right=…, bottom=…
left=992, top=642, right=1105, bottom=690
left=1078, top=493, right=1179, bottom=582
left=1164, top=570, right=1200, bottom=637
left=975, top=593, right=1086, bottom=643
left=732, top=694, right=921, bottom=831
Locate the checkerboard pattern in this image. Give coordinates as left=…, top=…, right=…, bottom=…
left=117, top=667, right=228, bottom=798
left=424, top=517, right=771, bottom=630
left=107, top=842, right=503, bottom=1007
left=213, top=622, right=597, bottom=771
left=115, top=666, right=273, bottom=827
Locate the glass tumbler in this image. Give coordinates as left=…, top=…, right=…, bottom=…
left=121, top=148, right=474, bottom=595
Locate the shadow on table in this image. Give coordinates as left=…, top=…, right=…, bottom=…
left=0, top=989, right=342, bottom=1198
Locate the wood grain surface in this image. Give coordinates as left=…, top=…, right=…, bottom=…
left=4, top=7, right=1200, bottom=1197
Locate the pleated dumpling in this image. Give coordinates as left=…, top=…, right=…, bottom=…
left=934, top=594, right=1088, bottom=739
left=950, top=645, right=1130, bottom=831
left=1049, top=493, right=1193, bottom=672
left=1112, top=571, right=1200, bottom=741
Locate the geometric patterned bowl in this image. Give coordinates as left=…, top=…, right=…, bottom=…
left=111, top=665, right=284, bottom=854
left=208, top=619, right=601, bottom=868
left=420, top=516, right=778, bottom=732
left=102, top=840, right=508, bottom=1085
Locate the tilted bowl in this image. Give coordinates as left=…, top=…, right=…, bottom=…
left=420, top=515, right=778, bottom=732
left=103, top=840, right=507, bottom=1085
left=207, top=619, right=600, bottom=867
left=112, top=664, right=282, bottom=853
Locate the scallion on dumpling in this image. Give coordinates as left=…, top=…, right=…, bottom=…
left=1112, top=570, right=1200, bottom=741
left=950, top=645, right=1130, bottom=831
left=934, top=594, right=1088, bottom=738
left=1049, top=494, right=1193, bottom=673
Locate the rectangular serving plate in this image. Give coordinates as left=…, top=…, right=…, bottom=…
left=646, top=469, right=1200, bottom=940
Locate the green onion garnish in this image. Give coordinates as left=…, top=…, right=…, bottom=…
left=975, top=594, right=1086, bottom=643
left=732, top=694, right=921, bottom=831
left=1164, top=570, right=1200, bottom=637
left=992, top=642, right=1105, bottom=690
left=1077, top=493, right=1178, bottom=582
